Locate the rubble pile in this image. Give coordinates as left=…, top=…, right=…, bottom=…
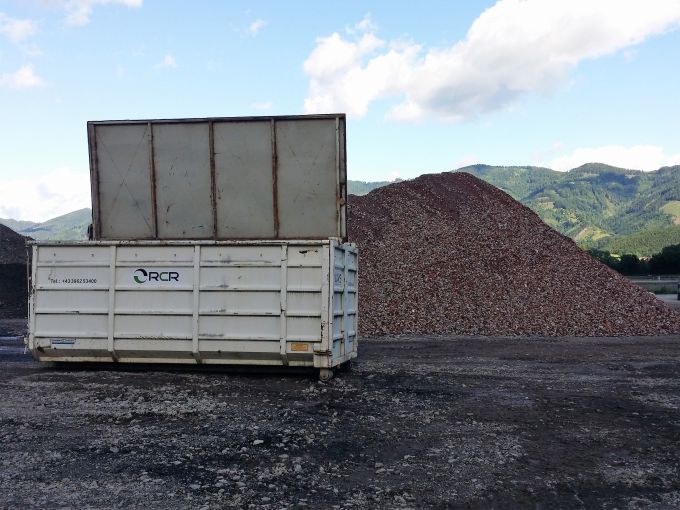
left=348, top=172, right=680, bottom=336
left=0, top=224, right=29, bottom=318
left=0, top=224, right=27, bottom=264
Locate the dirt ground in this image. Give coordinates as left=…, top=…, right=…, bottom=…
left=1, top=320, right=680, bottom=509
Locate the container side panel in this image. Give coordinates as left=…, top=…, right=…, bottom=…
left=199, top=316, right=280, bottom=340
left=95, top=124, right=155, bottom=239
left=115, top=339, right=193, bottom=352
left=35, top=267, right=109, bottom=289
left=37, top=246, right=110, bottom=264
left=115, top=291, right=193, bottom=314
left=30, top=241, right=335, bottom=367
left=287, top=267, right=322, bottom=291
left=200, top=291, right=279, bottom=314
left=200, top=245, right=281, bottom=265
left=276, top=119, right=338, bottom=238
left=199, top=266, right=281, bottom=290
left=286, top=317, right=321, bottom=342
left=35, top=337, right=106, bottom=350
left=116, top=246, right=194, bottom=263
left=115, top=267, right=193, bottom=290
left=115, top=314, right=192, bottom=339
left=198, top=340, right=280, bottom=354
left=214, top=121, right=275, bottom=238
left=153, top=123, right=213, bottom=238
left=286, top=293, right=321, bottom=316
left=35, top=314, right=108, bottom=338
left=287, top=246, right=323, bottom=267
left=34, top=290, right=108, bottom=314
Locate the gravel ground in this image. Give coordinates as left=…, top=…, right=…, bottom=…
left=1, top=321, right=680, bottom=509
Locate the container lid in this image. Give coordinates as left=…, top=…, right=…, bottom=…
left=88, top=114, right=347, bottom=241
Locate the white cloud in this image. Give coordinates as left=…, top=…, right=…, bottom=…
left=155, top=53, right=177, bottom=69
left=348, top=13, right=376, bottom=35
left=0, top=169, right=90, bottom=222
left=0, top=13, right=37, bottom=42
left=303, top=1, right=680, bottom=121
left=48, top=0, right=143, bottom=27
left=549, top=145, right=680, bottom=172
left=303, top=32, right=417, bottom=117
left=252, top=101, right=272, bottom=111
left=248, top=19, right=266, bottom=36
left=0, top=64, right=44, bottom=89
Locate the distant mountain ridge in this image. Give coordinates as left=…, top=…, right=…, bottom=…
left=457, top=163, right=680, bottom=255
left=2, top=164, right=679, bottom=256
left=349, top=163, right=680, bottom=256
left=0, top=209, right=90, bottom=241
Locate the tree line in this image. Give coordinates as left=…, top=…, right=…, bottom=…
left=588, top=244, right=680, bottom=275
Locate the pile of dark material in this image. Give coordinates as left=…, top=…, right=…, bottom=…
left=348, top=172, right=680, bottom=336
left=0, top=224, right=29, bottom=319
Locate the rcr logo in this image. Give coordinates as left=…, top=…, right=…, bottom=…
left=133, top=268, right=180, bottom=284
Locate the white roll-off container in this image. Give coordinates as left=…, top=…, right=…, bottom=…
left=28, top=114, right=358, bottom=380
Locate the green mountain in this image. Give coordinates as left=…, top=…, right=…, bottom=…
left=348, top=179, right=398, bottom=195
left=349, top=163, right=680, bottom=257
left=0, top=209, right=91, bottom=240
left=456, top=164, right=680, bottom=256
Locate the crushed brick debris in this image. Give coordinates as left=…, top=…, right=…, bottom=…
left=348, top=172, right=680, bottom=336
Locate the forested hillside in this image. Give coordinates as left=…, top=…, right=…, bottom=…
left=0, top=209, right=90, bottom=240
left=459, top=164, right=680, bottom=256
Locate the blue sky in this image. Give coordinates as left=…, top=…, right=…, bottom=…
left=1, top=0, right=680, bottom=220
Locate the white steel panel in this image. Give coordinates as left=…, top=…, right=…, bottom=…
left=287, top=246, right=323, bottom=266
left=37, top=246, right=110, bottom=264
left=199, top=316, right=280, bottom=340
left=153, top=123, right=214, bottom=238
left=200, top=291, right=279, bottom=314
left=35, top=266, right=109, bottom=289
left=333, top=290, right=344, bottom=315
left=35, top=337, right=106, bottom=350
left=116, top=246, right=194, bottom=263
left=332, top=311, right=343, bottom=339
left=287, top=267, right=322, bottom=290
left=115, top=290, right=193, bottom=313
left=201, top=245, right=281, bottom=265
left=199, top=266, right=281, bottom=290
left=333, top=338, right=343, bottom=359
left=115, top=266, right=193, bottom=290
left=95, top=124, right=155, bottom=239
left=287, top=293, right=321, bottom=316
left=344, top=293, right=357, bottom=314
left=115, top=314, right=192, bottom=339
left=199, top=339, right=280, bottom=354
left=276, top=119, right=339, bottom=238
left=287, top=317, right=321, bottom=342
left=35, top=314, right=108, bottom=337
left=214, top=121, right=276, bottom=238
left=34, top=290, right=108, bottom=313
left=115, top=339, right=193, bottom=352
